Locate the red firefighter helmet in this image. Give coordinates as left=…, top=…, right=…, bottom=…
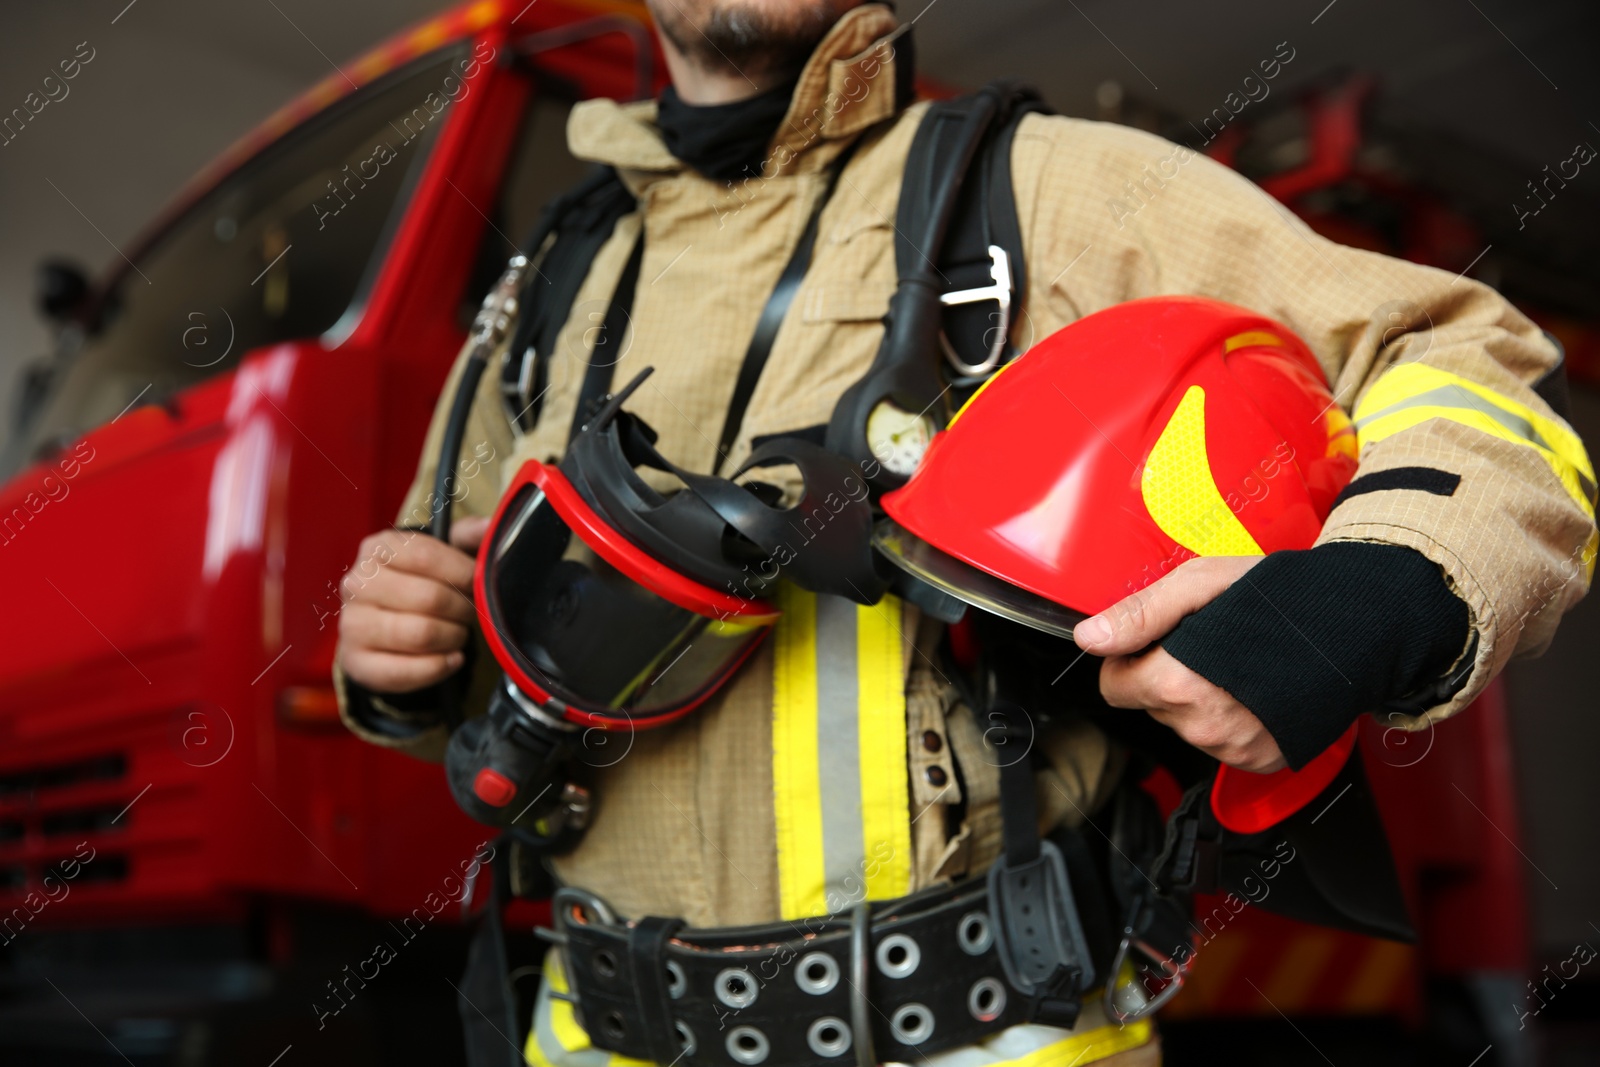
left=877, top=296, right=1363, bottom=832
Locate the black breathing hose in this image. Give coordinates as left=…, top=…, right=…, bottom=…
left=430, top=253, right=531, bottom=541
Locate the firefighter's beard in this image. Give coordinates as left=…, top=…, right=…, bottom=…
left=648, top=0, right=862, bottom=84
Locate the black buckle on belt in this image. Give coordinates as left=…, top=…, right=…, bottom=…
left=986, top=838, right=1093, bottom=1029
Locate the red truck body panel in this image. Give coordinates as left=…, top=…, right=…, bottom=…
left=0, top=0, right=1537, bottom=1032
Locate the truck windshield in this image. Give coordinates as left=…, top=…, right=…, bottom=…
left=6, top=44, right=470, bottom=477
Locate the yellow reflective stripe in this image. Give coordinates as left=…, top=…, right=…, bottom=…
left=1224, top=329, right=1283, bottom=352
left=982, top=1018, right=1153, bottom=1067
left=772, top=585, right=827, bottom=919
left=934, top=965, right=1154, bottom=1065
left=772, top=585, right=913, bottom=919
left=855, top=594, right=912, bottom=902
left=1355, top=363, right=1596, bottom=517
left=528, top=952, right=652, bottom=1067
left=948, top=357, right=1019, bottom=429
left=1140, top=385, right=1265, bottom=557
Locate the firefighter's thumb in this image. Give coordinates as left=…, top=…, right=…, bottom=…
left=1072, top=556, right=1261, bottom=655
left=449, top=515, right=492, bottom=556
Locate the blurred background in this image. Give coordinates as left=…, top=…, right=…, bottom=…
left=0, top=0, right=1597, bottom=1064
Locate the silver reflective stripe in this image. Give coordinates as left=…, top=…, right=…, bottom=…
left=1356, top=382, right=1552, bottom=451
left=814, top=594, right=864, bottom=908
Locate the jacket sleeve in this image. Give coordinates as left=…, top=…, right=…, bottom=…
left=1012, top=114, right=1597, bottom=729
left=334, top=334, right=519, bottom=761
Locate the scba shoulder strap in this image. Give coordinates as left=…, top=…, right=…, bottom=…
left=496, top=81, right=1048, bottom=459
left=826, top=81, right=1050, bottom=488
left=499, top=165, right=637, bottom=434
left=904, top=81, right=1044, bottom=382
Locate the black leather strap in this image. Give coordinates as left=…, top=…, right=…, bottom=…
left=458, top=839, right=522, bottom=1067
left=626, top=915, right=687, bottom=1064
left=991, top=701, right=1041, bottom=868
left=712, top=144, right=859, bottom=474
left=501, top=166, right=636, bottom=432
left=935, top=85, right=1041, bottom=383
left=559, top=880, right=1028, bottom=1067
left=825, top=81, right=1048, bottom=485
left=567, top=234, right=644, bottom=443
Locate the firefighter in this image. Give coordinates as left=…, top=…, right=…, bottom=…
left=332, top=2, right=1596, bottom=1064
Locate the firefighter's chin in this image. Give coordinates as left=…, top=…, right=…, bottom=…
left=646, top=0, right=865, bottom=81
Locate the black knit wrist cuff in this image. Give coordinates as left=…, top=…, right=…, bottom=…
left=1159, top=543, right=1470, bottom=770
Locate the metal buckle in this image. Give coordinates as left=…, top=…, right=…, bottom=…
left=501, top=342, right=537, bottom=426
left=938, top=244, right=1013, bottom=377
left=553, top=885, right=618, bottom=929
left=1103, top=931, right=1190, bottom=1024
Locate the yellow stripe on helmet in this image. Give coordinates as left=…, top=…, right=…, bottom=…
left=1140, top=385, right=1265, bottom=558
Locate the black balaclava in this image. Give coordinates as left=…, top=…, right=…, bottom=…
left=655, top=77, right=801, bottom=183
left=654, top=23, right=915, bottom=183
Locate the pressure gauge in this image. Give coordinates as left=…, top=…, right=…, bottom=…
left=866, top=400, right=936, bottom=477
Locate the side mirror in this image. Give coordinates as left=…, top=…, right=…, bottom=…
left=36, top=258, right=90, bottom=324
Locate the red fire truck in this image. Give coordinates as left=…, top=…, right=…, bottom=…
left=0, top=1, right=1585, bottom=1063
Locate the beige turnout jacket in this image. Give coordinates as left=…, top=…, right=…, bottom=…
left=339, top=5, right=1594, bottom=1061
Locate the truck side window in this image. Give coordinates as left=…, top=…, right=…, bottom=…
left=15, top=45, right=470, bottom=469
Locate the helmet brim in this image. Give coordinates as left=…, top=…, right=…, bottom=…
left=872, top=520, right=1088, bottom=641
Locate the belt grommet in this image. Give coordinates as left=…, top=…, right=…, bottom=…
left=726, top=1025, right=770, bottom=1064
left=890, top=1002, right=935, bottom=1045
left=807, top=1016, right=852, bottom=1058
left=665, top=959, right=687, bottom=999
left=957, top=910, right=992, bottom=955
left=875, top=933, right=921, bottom=978
left=674, top=1020, right=696, bottom=1056
left=796, top=950, right=840, bottom=995
left=716, top=967, right=759, bottom=1009
left=968, top=977, right=1007, bottom=1022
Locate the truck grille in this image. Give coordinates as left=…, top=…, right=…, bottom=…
left=0, top=752, right=131, bottom=894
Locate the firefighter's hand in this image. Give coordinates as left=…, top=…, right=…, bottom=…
left=336, top=517, right=491, bottom=694
left=1072, top=557, right=1288, bottom=773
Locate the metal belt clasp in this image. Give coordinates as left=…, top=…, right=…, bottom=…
left=938, top=244, right=1013, bottom=377
left=1103, top=929, right=1190, bottom=1024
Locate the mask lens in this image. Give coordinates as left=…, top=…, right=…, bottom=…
left=484, top=482, right=769, bottom=721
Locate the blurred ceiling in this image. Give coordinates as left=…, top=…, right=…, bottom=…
left=2, top=0, right=1597, bottom=412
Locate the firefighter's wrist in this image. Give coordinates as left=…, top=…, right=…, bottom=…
left=341, top=641, right=475, bottom=739
left=342, top=677, right=451, bottom=739
left=1158, top=542, right=1471, bottom=770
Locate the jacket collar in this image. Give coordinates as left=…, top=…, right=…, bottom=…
left=567, top=4, right=907, bottom=188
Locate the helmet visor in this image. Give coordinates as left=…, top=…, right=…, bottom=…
left=477, top=463, right=778, bottom=729
left=872, top=520, right=1088, bottom=641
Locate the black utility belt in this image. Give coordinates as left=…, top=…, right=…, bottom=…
left=551, top=878, right=1057, bottom=1067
